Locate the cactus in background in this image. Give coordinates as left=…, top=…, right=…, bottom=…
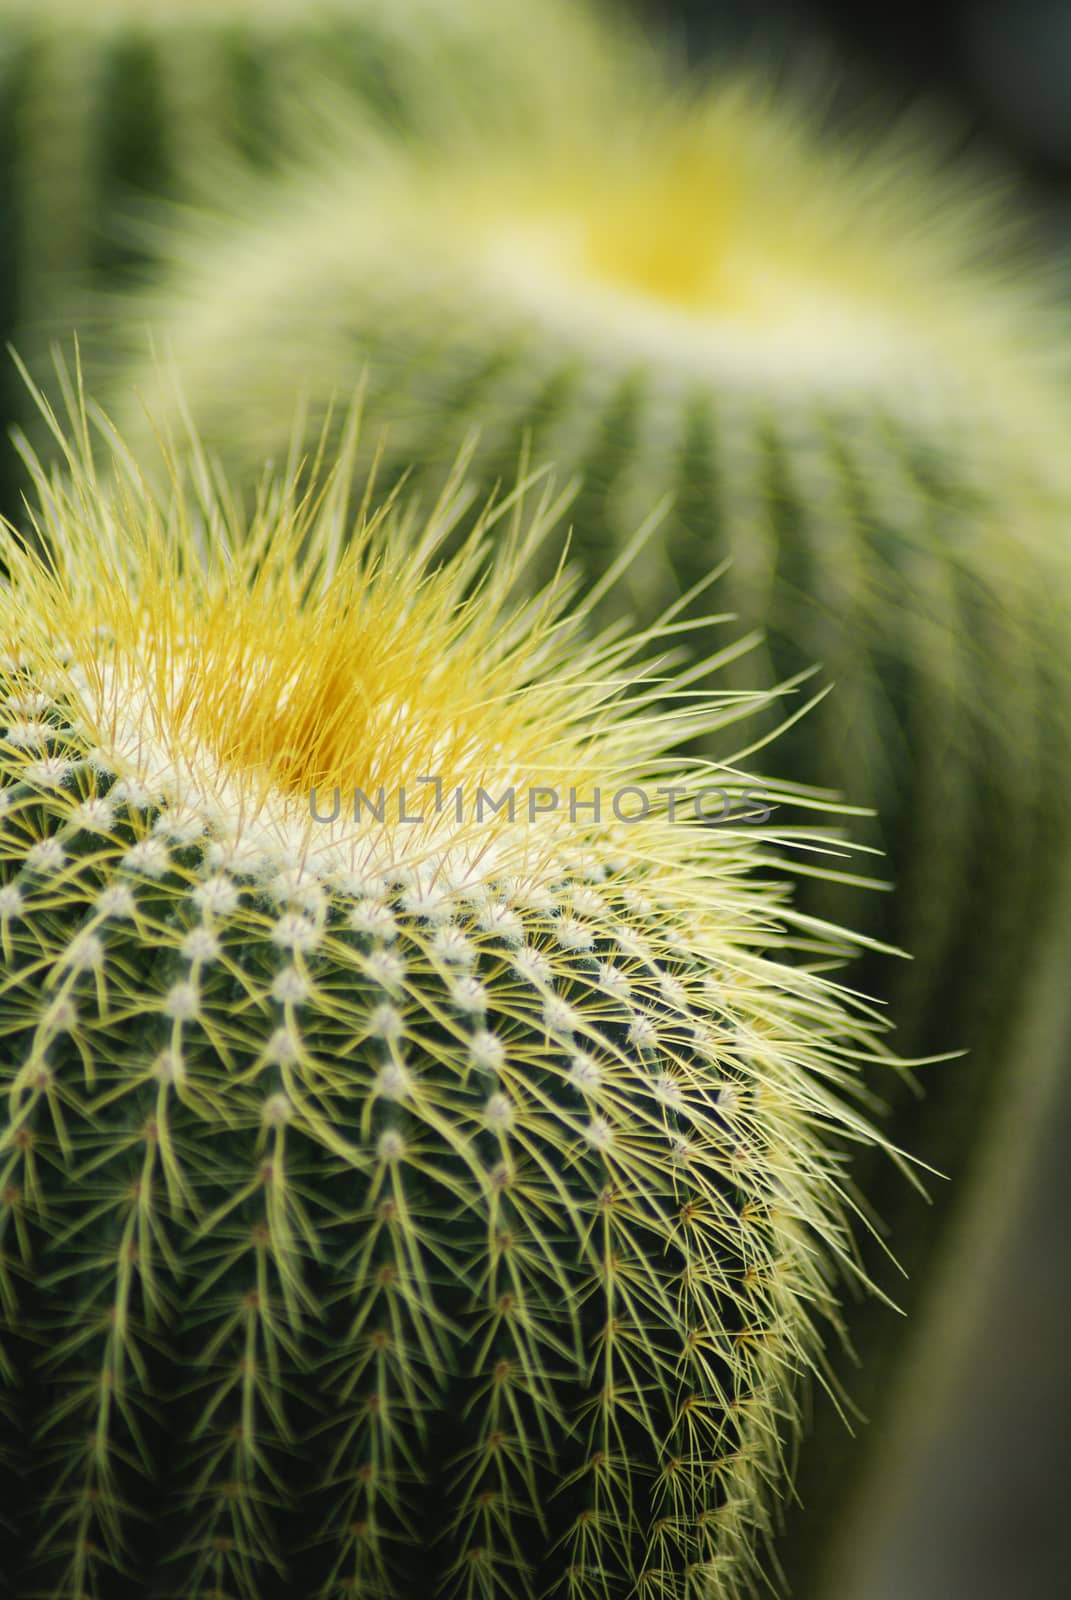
left=0, top=372, right=908, bottom=1600
left=107, top=33, right=1071, bottom=1021
left=104, top=25, right=1071, bottom=1590
left=0, top=0, right=606, bottom=513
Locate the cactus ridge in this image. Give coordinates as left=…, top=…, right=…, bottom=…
left=0, top=379, right=906, bottom=1600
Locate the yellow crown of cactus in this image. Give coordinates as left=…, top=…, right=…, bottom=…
left=0, top=372, right=908, bottom=1600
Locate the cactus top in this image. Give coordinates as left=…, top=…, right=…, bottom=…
left=115, top=25, right=1071, bottom=497
left=2, top=394, right=764, bottom=901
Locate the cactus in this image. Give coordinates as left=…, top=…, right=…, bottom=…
left=0, top=374, right=910, bottom=1600
left=0, top=0, right=605, bottom=514
left=103, top=27, right=1071, bottom=1590
left=107, top=32, right=1071, bottom=1011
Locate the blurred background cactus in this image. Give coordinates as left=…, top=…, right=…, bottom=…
left=0, top=0, right=605, bottom=508
left=1, top=1, right=1070, bottom=1597
left=0, top=383, right=907, bottom=1599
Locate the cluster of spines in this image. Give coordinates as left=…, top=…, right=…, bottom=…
left=0, top=662, right=891, bottom=1600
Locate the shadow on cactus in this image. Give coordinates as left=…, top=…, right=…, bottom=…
left=0, top=368, right=919, bottom=1599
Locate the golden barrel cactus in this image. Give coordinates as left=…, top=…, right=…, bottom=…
left=0, top=375, right=907, bottom=1599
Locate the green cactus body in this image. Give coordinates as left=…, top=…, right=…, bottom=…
left=0, top=389, right=903, bottom=1599
left=105, top=35, right=1071, bottom=1589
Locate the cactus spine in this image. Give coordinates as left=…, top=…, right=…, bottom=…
left=0, top=380, right=907, bottom=1599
